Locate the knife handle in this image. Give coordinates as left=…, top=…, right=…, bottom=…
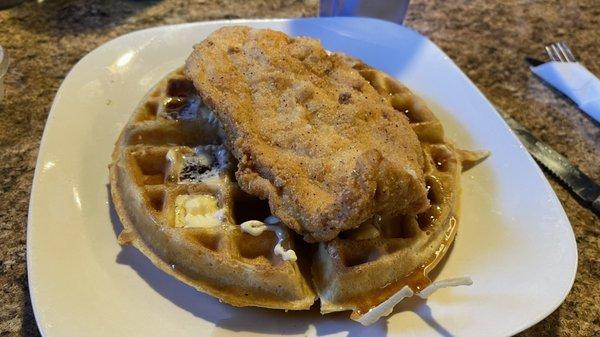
left=593, top=196, right=600, bottom=214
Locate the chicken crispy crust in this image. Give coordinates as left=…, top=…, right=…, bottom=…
left=186, top=26, right=429, bottom=242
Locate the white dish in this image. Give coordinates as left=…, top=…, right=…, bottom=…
left=28, top=17, right=577, bottom=337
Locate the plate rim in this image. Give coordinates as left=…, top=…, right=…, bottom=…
left=27, top=16, right=578, bottom=337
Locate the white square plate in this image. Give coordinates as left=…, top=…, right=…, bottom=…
left=28, top=17, right=577, bottom=337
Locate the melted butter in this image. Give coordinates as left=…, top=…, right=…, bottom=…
left=353, top=286, right=414, bottom=326
left=174, top=194, right=223, bottom=228
left=417, top=276, right=472, bottom=299
left=166, top=148, right=185, bottom=182
left=240, top=217, right=297, bottom=262
left=274, top=242, right=298, bottom=262
left=165, top=147, right=225, bottom=184
left=351, top=215, right=459, bottom=317
left=239, top=220, right=266, bottom=236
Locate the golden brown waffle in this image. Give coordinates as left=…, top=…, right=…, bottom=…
left=109, top=68, right=315, bottom=310
left=311, top=56, right=486, bottom=321
left=110, top=59, right=487, bottom=324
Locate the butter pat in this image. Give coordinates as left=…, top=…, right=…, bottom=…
left=174, top=194, right=223, bottom=228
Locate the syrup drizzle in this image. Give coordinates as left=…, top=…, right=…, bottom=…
left=351, top=215, right=458, bottom=318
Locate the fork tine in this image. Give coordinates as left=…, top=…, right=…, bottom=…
left=545, top=45, right=559, bottom=61
left=555, top=43, right=570, bottom=62
left=553, top=44, right=567, bottom=62
left=548, top=44, right=559, bottom=62
left=555, top=44, right=568, bottom=62
left=545, top=42, right=577, bottom=62
left=547, top=44, right=561, bottom=61
left=558, top=42, right=576, bottom=62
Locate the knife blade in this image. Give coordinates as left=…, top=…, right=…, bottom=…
left=503, top=115, right=600, bottom=213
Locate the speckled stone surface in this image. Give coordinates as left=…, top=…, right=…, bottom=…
left=0, top=1, right=598, bottom=336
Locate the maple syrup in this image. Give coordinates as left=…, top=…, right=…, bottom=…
left=351, top=214, right=458, bottom=317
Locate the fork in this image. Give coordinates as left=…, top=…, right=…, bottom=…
left=545, top=42, right=576, bottom=62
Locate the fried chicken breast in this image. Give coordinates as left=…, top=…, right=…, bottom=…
left=185, top=26, right=429, bottom=242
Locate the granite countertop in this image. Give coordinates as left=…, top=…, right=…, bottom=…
left=0, top=0, right=598, bottom=336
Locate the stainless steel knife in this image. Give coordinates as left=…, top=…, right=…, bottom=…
left=503, top=114, right=600, bottom=213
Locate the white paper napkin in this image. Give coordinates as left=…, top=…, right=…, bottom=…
left=531, top=61, right=600, bottom=123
